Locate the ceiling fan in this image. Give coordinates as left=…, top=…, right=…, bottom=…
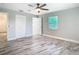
left=28, top=3, right=49, bottom=13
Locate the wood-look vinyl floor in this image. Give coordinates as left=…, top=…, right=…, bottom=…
left=0, top=36, right=79, bottom=55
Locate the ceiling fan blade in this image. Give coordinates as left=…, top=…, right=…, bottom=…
left=40, top=8, right=49, bottom=10
left=39, top=4, right=46, bottom=7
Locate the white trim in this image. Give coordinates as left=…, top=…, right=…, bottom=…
left=8, top=35, right=32, bottom=41
left=42, top=34, right=79, bottom=44
left=8, top=37, right=16, bottom=41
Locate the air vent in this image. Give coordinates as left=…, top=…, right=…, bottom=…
left=19, top=10, right=23, bottom=12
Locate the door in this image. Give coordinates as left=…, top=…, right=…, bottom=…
left=0, top=13, right=7, bottom=48
left=15, top=15, right=26, bottom=38
left=32, top=17, right=41, bottom=36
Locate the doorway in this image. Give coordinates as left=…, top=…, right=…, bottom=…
left=0, top=13, right=7, bottom=48
left=32, top=17, right=42, bottom=36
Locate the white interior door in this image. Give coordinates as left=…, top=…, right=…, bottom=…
left=0, top=13, right=7, bottom=33
left=0, top=13, right=7, bottom=48
left=32, top=17, right=41, bottom=36
left=15, top=15, right=26, bottom=38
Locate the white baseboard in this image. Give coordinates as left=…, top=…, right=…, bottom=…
left=8, top=35, right=32, bottom=41
left=42, top=34, right=79, bottom=44
left=8, top=37, right=16, bottom=41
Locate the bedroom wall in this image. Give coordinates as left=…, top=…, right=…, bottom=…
left=0, top=8, right=33, bottom=41
left=42, top=7, right=79, bottom=42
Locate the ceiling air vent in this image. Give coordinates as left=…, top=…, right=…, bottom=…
left=19, top=10, right=23, bottom=12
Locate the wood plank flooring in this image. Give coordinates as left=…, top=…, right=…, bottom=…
left=0, top=36, right=79, bottom=55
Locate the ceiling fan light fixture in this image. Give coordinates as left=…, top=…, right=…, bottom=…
left=36, top=8, right=41, bottom=13
left=36, top=8, right=40, bottom=11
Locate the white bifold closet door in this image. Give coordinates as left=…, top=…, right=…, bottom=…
left=15, top=15, right=26, bottom=38
left=32, top=17, right=42, bottom=36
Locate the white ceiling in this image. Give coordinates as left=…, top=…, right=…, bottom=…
left=0, top=3, right=79, bottom=15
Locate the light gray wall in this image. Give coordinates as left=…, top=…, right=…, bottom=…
left=0, top=8, right=33, bottom=41
left=42, top=7, right=79, bottom=42
left=26, top=15, right=32, bottom=37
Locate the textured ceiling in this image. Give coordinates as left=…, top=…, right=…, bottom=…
left=0, top=3, right=79, bottom=15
